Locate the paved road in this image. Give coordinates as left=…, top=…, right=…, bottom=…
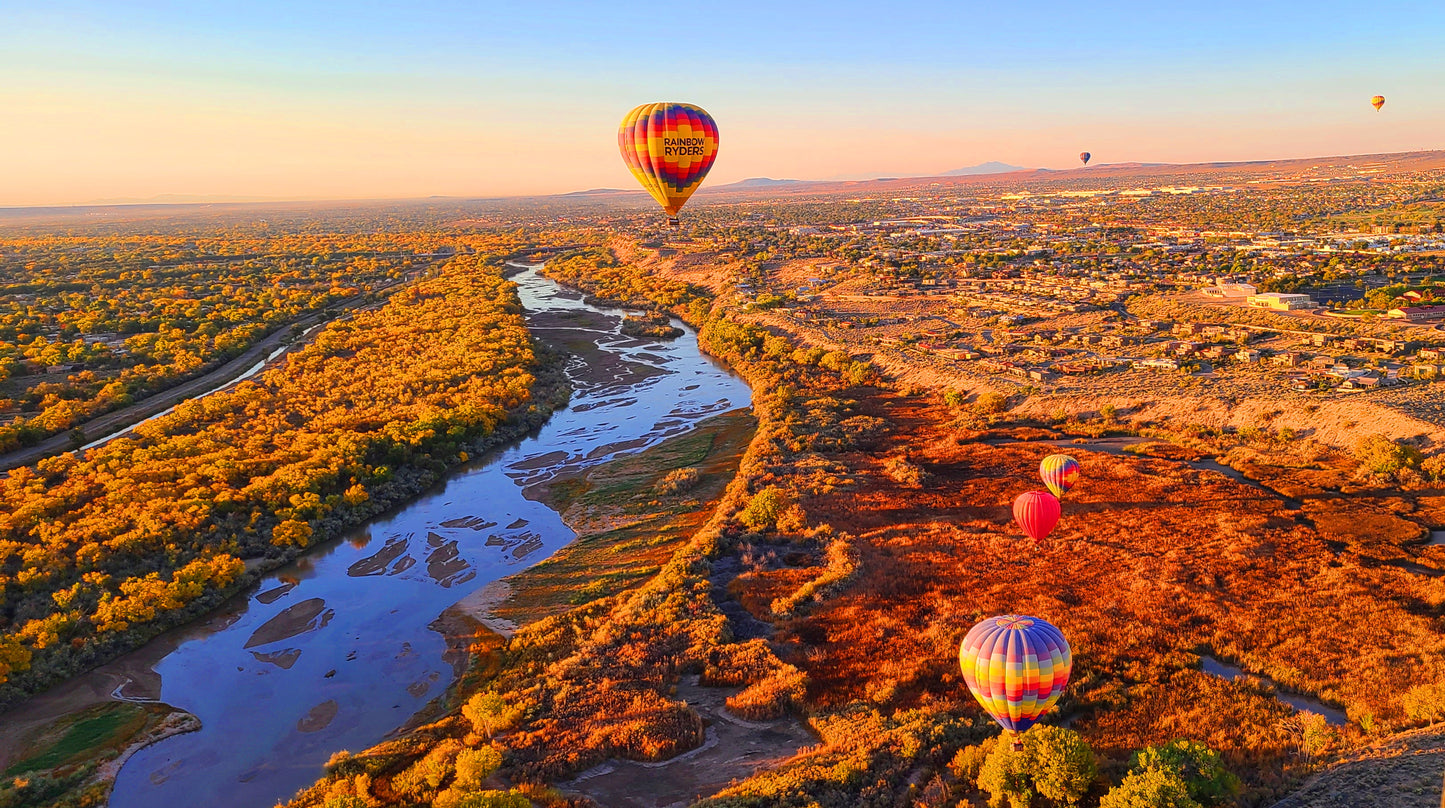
left=0, top=287, right=394, bottom=472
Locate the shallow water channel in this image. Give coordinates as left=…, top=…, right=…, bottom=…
left=1200, top=657, right=1349, bottom=726
left=107, top=266, right=752, bottom=808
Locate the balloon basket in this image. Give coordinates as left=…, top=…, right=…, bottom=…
left=667, top=216, right=681, bottom=228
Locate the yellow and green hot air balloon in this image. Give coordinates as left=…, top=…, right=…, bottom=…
left=618, top=102, right=719, bottom=226
left=1039, top=454, right=1081, bottom=498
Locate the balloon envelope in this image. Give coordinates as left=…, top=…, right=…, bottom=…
left=618, top=102, right=719, bottom=222
left=1013, top=490, right=1061, bottom=543
left=1039, top=454, right=1081, bottom=498
left=960, top=615, right=1072, bottom=733
left=1371, top=95, right=1385, bottom=111
left=1079, top=152, right=1091, bottom=165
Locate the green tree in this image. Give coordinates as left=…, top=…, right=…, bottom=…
left=1129, top=740, right=1238, bottom=805
left=1354, top=434, right=1423, bottom=475
left=977, top=740, right=1035, bottom=808
left=462, top=691, right=520, bottom=739
left=1100, top=768, right=1202, bottom=808
left=738, top=486, right=791, bottom=532
left=1028, top=725, right=1098, bottom=807
left=978, top=726, right=1096, bottom=808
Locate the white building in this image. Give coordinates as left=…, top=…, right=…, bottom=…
left=1247, top=292, right=1316, bottom=311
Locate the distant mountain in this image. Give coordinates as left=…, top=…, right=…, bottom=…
left=559, top=188, right=634, bottom=196
left=715, top=177, right=807, bottom=189
left=941, top=161, right=1025, bottom=176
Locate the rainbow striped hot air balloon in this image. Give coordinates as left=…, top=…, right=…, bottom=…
left=618, top=102, right=719, bottom=226
left=960, top=614, right=1072, bottom=747
left=1371, top=95, right=1386, bottom=111
left=1039, top=454, right=1081, bottom=499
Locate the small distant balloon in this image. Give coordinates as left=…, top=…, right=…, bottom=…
left=960, top=614, right=1073, bottom=744
left=1013, top=490, right=1061, bottom=543
left=1079, top=152, right=1091, bottom=165
left=618, top=102, right=720, bottom=226
left=1371, top=95, right=1385, bottom=111
left=1039, top=454, right=1081, bottom=499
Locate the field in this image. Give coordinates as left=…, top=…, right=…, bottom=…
left=272, top=242, right=1445, bottom=808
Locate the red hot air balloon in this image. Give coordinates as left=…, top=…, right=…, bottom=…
left=1371, top=95, right=1385, bottom=111
left=1013, top=490, right=1061, bottom=543
left=1079, top=152, right=1091, bottom=165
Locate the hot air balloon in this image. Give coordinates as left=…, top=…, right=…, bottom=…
left=1039, top=454, right=1081, bottom=499
left=1079, top=152, right=1091, bottom=165
left=960, top=614, right=1072, bottom=748
left=618, top=102, right=719, bottom=226
left=1013, top=490, right=1061, bottom=543
left=1371, top=95, right=1385, bottom=111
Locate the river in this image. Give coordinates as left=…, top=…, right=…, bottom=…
left=107, top=266, right=752, bottom=808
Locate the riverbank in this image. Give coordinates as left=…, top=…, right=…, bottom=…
left=0, top=282, right=407, bottom=473
left=91, top=266, right=750, bottom=808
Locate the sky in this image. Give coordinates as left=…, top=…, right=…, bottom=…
left=3, top=0, right=1445, bottom=206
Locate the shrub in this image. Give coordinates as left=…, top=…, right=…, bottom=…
left=977, top=740, right=1034, bottom=808
left=453, top=746, right=503, bottom=790
left=775, top=504, right=808, bottom=534
left=883, top=455, right=929, bottom=488
left=1403, top=681, right=1445, bottom=722
left=1099, top=768, right=1201, bottom=808
left=434, top=790, right=531, bottom=808
left=1028, top=726, right=1097, bottom=807
left=391, top=740, right=462, bottom=798
left=976, top=391, right=1009, bottom=415
left=462, top=692, right=522, bottom=740
left=1354, top=434, right=1423, bottom=475
left=949, top=737, right=997, bottom=785
left=738, top=487, right=791, bottom=532
left=654, top=467, right=700, bottom=496
left=976, top=726, right=1096, bottom=808
left=726, top=663, right=807, bottom=720
left=1120, top=740, right=1238, bottom=806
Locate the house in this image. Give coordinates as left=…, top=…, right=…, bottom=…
left=1273, top=351, right=1304, bottom=368
left=1134, top=358, right=1180, bottom=370
left=1419, top=347, right=1445, bottom=361
left=1388, top=306, right=1445, bottom=323
left=1235, top=349, right=1262, bottom=363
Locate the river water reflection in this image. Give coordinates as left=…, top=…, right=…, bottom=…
left=108, top=266, right=752, bottom=808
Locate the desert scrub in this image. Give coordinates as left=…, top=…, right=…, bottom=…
left=883, top=454, right=930, bottom=487
left=770, top=536, right=860, bottom=618
left=726, top=663, right=808, bottom=720
left=654, top=467, right=701, bottom=496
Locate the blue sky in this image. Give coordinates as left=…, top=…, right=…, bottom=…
left=3, top=1, right=1443, bottom=204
